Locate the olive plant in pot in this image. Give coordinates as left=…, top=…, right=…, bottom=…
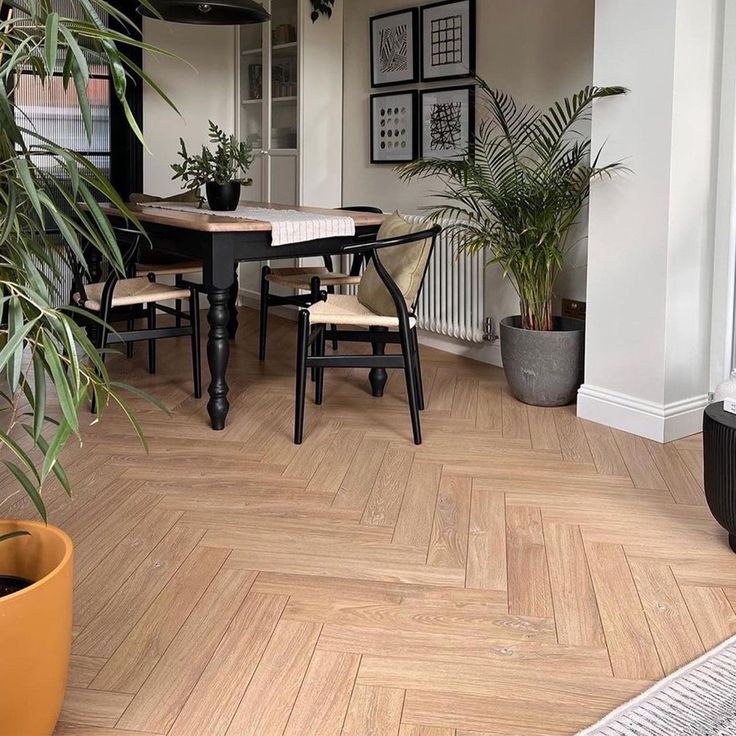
left=0, top=0, right=171, bottom=732
left=400, top=79, right=627, bottom=406
left=171, top=120, right=254, bottom=211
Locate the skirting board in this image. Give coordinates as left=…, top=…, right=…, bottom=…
left=239, top=288, right=503, bottom=367
left=577, top=384, right=708, bottom=443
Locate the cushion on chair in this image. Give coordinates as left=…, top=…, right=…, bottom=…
left=266, top=266, right=361, bottom=289
left=308, top=294, right=416, bottom=329
left=73, top=277, right=191, bottom=312
left=357, top=212, right=433, bottom=317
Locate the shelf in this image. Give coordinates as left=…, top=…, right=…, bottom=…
left=272, top=42, right=297, bottom=52
left=273, top=96, right=297, bottom=103
left=242, top=99, right=263, bottom=105
left=241, top=47, right=263, bottom=56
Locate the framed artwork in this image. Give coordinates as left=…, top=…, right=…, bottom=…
left=370, top=8, right=419, bottom=88
left=370, top=90, right=418, bottom=164
left=420, top=85, right=475, bottom=160
left=420, top=0, right=476, bottom=82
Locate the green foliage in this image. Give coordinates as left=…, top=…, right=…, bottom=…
left=399, top=79, right=627, bottom=331
left=310, top=0, right=334, bottom=22
left=171, top=121, right=254, bottom=192
left=0, top=0, right=174, bottom=523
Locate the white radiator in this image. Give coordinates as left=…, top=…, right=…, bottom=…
left=401, top=214, right=486, bottom=343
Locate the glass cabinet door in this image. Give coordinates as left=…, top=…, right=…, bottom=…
left=270, top=0, right=298, bottom=151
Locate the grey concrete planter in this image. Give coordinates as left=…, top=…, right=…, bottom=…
left=500, top=316, right=585, bottom=407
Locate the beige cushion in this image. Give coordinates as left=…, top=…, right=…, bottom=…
left=130, top=191, right=199, bottom=205
left=73, top=277, right=191, bottom=312
left=308, top=294, right=416, bottom=329
left=266, top=267, right=361, bottom=289
left=357, top=212, right=433, bottom=317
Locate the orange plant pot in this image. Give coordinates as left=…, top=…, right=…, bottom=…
left=0, top=520, right=73, bottom=736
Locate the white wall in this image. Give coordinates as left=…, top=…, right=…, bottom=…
left=579, top=0, right=724, bottom=441
left=341, top=0, right=595, bottom=332
left=142, top=20, right=236, bottom=195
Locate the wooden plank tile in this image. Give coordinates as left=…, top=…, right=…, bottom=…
left=282, top=650, right=361, bottom=736
left=67, top=655, right=107, bottom=689
left=362, top=446, right=414, bottom=527
left=118, top=568, right=257, bottom=734
left=645, top=440, right=705, bottom=505
left=72, top=525, right=205, bottom=658
left=680, top=585, right=736, bottom=649
left=72, top=506, right=182, bottom=630
left=283, top=421, right=344, bottom=482
left=226, top=619, right=321, bottom=736
left=527, top=406, right=561, bottom=452
left=611, top=430, right=668, bottom=490
left=401, top=727, right=454, bottom=736
left=307, top=429, right=364, bottom=493
left=501, top=389, right=530, bottom=441
left=584, top=542, right=664, bottom=680
left=333, top=437, right=389, bottom=513
left=451, top=378, right=479, bottom=423
left=341, top=685, right=404, bottom=736
left=393, top=461, right=442, bottom=550
left=582, top=420, right=630, bottom=477
left=629, top=561, right=704, bottom=673
left=59, top=688, right=133, bottom=729
left=55, top=726, right=160, bottom=736
left=677, top=448, right=705, bottom=490
left=506, top=505, right=553, bottom=619
left=553, top=406, right=594, bottom=464
left=167, top=593, right=288, bottom=736
left=544, top=523, right=605, bottom=648
left=427, top=473, right=471, bottom=569
left=428, top=368, right=456, bottom=412
left=475, top=381, right=502, bottom=433
left=91, top=545, right=229, bottom=693
left=466, top=489, right=506, bottom=591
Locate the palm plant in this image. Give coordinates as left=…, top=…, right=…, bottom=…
left=399, top=78, right=627, bottom=331
left=0, top=0, right=173, bottom=540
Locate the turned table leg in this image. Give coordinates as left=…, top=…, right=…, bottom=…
left=206, top=287, right=231, bottom=430
left=368, top=326, right=388, bottom=398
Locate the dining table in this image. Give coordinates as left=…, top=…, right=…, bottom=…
left=100, top=202, right=385, bottom=430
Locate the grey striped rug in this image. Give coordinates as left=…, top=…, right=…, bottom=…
left=579, top=635, right=736, bottom=735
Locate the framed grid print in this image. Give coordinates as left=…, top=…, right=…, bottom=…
left=370, top=8, right=420, bottom=88
left=420, top=85, right=475, bottom=160
left=420, top=0, right=476, bottom=82
left=370, top=90, right=418, bottom=164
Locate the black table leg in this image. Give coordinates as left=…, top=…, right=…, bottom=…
left=206, top=287, right=231, bottom=430
left=369, top=326, right=388, bottom=398
left=227, top=264, right=239, bottom=339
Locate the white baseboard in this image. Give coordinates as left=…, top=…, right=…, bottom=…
left=577, top=384, right=707, bottom=442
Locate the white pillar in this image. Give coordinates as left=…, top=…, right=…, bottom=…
left=578, top=0, right=725, bottom=442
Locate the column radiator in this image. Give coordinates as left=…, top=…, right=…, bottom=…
left=401, top=214, right=487, bottom=343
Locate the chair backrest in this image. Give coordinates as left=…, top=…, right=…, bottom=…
left=357, top=213, right=440, bottom=318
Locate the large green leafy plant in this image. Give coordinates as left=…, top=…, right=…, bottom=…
left=399, top=79, right=627, bottom=331
left=0, top=0, right=173, bottom=540
left=171, top=120, right=254, bottom=192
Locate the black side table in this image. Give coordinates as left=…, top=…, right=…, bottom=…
left=703, top=402, right=736, bottom=552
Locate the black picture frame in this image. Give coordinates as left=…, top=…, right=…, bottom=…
left=420, top=0, right=476, bottom=82
left=370, top=90, right=419, bottom=164
left=370, top=8, right=420, bottom=88
left=420, top=85, right=475, bottom=160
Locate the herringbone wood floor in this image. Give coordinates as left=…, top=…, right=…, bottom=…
left=4, top=308, right=735, bottom=736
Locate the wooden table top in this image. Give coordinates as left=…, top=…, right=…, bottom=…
left=99, top=201, right=386, bottom=233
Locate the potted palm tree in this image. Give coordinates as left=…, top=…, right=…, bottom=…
left=171, top=120, right=254, bottom=211
left=0, top=0, right=171, bottom=732
left=400, top=79, right=626, bottom=406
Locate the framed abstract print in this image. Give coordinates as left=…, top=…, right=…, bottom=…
left=420, top=0, right=476, bottom=82
left=370, top=90, right=418, bottom=164
left=370, top=8, right=420, bottom=88
left=420, top=85, right=475, bottom=160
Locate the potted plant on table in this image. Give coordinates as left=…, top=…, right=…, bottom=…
left=171, top=120, right=254, bottom=211
left=400, top=79, right=626, bottom=406
left=0, top=0, right=170, bottom=732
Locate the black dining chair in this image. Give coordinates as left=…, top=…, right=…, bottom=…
left=293, top=223, right=441, bottom=446
left=69, top=227, right=202, bottom=410
left=258, top=206, right=384, bottom=360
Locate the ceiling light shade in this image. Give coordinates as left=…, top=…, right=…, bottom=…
left=138, top=0, right=270, bottom=25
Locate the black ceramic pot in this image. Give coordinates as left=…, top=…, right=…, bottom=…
left=205, top=181, right=241, bottom=211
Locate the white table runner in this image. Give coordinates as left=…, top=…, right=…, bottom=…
left=146, top=203, right=356, bottom=246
